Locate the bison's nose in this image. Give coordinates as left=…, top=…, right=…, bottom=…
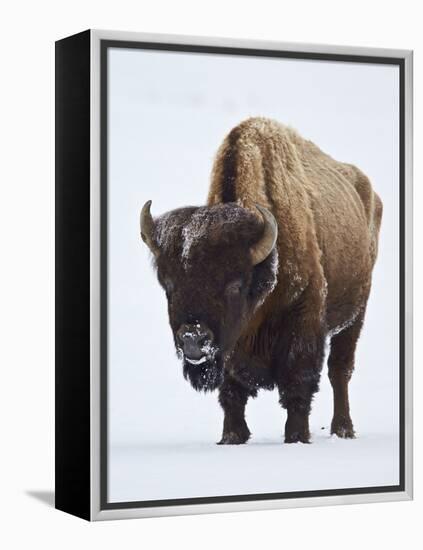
left=177, top=323, right=214, bottom=360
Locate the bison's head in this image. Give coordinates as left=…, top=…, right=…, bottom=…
left=140, top=201, right=278, bottom=392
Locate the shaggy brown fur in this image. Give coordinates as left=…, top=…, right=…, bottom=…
left=208, top=117, right=382, bottom=441
left=141, top=116, right=382, bottom=444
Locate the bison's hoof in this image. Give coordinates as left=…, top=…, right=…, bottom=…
left=217, top=431, right=250, bottom=445
left=331, top=417, right=355, bottom=439
left=284, top=430, right=311, bottom=444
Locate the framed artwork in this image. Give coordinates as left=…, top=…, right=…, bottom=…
left=55, top=29, right=413, bottom=521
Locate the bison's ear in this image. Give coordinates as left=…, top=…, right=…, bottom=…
left=250, top=204, right=278, bottom=265
left=140, top=200, right=160, bottom=256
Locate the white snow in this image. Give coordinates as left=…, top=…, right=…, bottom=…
left=181, top=205, right=250, bottom=268
left=109, top=432, right=399, bottom=502
left=328, top=306, right=362, bottom=338
left=181, top=209, right=208, bottom=266
left=154, top=211, right=176, bottom=250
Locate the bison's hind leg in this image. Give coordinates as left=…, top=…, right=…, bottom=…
left=328, top=313, right=365, bottom=439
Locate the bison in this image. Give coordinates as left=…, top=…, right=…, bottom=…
left=140, top=117, right=382, bottom=445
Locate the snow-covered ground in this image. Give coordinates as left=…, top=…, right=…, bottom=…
left=109, top=432, right=399, bottom=503
left=108, top=366, right=400, bottom=502
left=107, top=48, right=400, bottom=503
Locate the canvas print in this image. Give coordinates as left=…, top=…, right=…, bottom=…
left=106, top=46, right=400, bottom=504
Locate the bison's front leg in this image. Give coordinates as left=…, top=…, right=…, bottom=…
left=277, top=316, right=325, bottom=444
left=218, top=375, right=252, bottom=445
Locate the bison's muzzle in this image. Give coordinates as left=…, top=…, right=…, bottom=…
left=176, top=323, right=214, bottom=364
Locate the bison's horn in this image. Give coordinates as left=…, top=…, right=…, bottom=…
left=250, top=204, right=278, bottom=266
left=140, top=200, right=159, bottom=255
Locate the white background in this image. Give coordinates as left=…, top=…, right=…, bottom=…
left=0, top=0, right=420, bottom=548
left=107, top=47, right=400, bottom=501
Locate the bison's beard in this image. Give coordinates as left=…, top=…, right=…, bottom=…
left=182, top=358, right=223, bottom=392
left=180, top=349, right=223, bottom=392
left=174, top=341, right=223, bottom=392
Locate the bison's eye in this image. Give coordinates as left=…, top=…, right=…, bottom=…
left=225, top=279, right=243, bottom=296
